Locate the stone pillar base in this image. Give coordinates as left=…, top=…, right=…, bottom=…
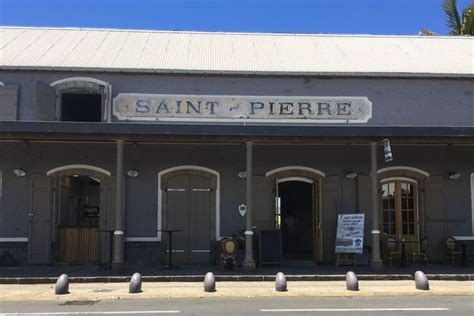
left=370, top=259, right=384, bottom=272
left=111, top=261, right=124, bottom=274
left=243, top=258, right=256, bottom=271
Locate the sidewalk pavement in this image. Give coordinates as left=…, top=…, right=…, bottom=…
left=1, top=280, right=473, bottom=301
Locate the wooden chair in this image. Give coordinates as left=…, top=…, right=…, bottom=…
left=219, top=237, right=238, bottom=271
left=412, top=237, right=429, bottom=267
left=446, top=236, right=462, bottom=266
left=386, top=237, right=401, bottom=267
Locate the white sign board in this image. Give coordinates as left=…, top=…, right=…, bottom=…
left=113, top=94, right=372, bottom=123
left=335, top=214, right=365, bottom=254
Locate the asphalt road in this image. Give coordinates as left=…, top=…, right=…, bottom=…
left=0, top=296, right=473, bottom=315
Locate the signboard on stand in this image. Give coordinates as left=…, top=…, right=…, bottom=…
left=335, top=214, right=365, bottom=265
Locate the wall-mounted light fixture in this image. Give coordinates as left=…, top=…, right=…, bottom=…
left=345, top=172, right=358, bottom=179
left=126, top=170, right=139, bottom=178
left=237, top=171, right=247, bottom=179
left=448, top=172, right=461, bottom=180
left=13, top=169, right=26, bottom=177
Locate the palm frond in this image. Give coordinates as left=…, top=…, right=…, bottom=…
left=461, top=2, right=474, bottom=35
left=443, top=0, right=462, bottom=34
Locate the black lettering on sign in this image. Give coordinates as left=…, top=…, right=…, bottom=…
left=337, top=102, right=351, bottom=115
left=186, top=101, right=202, bottom=114
left=206, top=101, right=219, bottom=115
left=175, top=100, right=182, bottom=114
left=156, top=101, right=171, bottom=114
left=298, top=102, right=312, bottom=115
left=268, top=102, right=276, bottom=115
left=250, top=102, right=264, bottom=115
left=279, top=102, right=294, bottom=115
left=136, top=100, right=150, bottom=113
left=317, top=102, right=332, bottom=115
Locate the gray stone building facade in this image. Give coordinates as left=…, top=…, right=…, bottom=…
left=0, top=27, right=473, bottom=270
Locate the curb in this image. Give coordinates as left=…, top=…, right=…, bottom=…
left=0, top=274, right=473, bottom=284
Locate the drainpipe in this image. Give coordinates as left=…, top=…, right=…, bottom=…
left=243, top=141, right=256, bottom=270
left=370, top=141, right=383, bottom=270
left=112, top=139, right=125, bottom=273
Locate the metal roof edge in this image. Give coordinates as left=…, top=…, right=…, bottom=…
left=2, top=25, right=474, bottom=39
left=1, top=65, right=473, bottom=79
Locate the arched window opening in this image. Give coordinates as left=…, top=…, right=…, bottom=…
left=61, top=92, right=102, bottom=122
left=381, top=180, right=418, bottom=238
left=51, top=77, right=111, bottom=122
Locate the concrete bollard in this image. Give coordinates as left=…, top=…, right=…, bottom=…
left=275, top=272, right=287, bottom=292
left=346, top=271, right=359, bottom=291
left=55, top=274, right=69, bottom=295
left=204, top=272, right=216, bottom=292
left=414, top=271, right=429, bottom=290
left=129, top=272, right=142, bottom=293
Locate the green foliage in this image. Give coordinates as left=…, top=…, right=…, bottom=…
left=442, top=0, right=474, bottom=35
left=443, top=0, right=462, bottom=34
left=461, top=3, right=474, bottom=35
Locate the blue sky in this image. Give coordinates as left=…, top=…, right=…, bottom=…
left=0, top=0, right=471, bottom=35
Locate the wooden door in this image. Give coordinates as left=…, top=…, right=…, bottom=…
left=381, top=180, right=419, bottom=255
left=99, top=176, right=117, bottom=265
left=189, top=174, right=213, bottom=263
left=28, top=175, right=52, bottom=264
left=35, top=81, right=56, bottom=121
left=163, top=171, right=214, bottom=264
left=252, top=176, right=274, bottom=231
left=321, top=176, right=341, bottom=262
left=312, top=181, right=320, bottom=262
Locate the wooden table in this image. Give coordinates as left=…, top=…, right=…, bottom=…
left=452, top=236, right=474, bottom=266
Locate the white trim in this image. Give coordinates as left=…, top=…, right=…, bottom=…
left=381, top=177, right=418, bottom=184
left=0, top=237, right=28, bottom=242
left=50, top=77, right=112, bottom=122
left=277, top=177, right=314, bottom=184
left=125, top=237, right=159, bottom=242
left=156, top=165, right=220, bottom=242
left=377, top=166, right=430, bottom=177
left=51, top=77, right=109, bottom=87
left=46, top=164, right=112, bottom=177
left=471, top=173, right=474, bottom=235
left=265, top=166, right=326, bottom=178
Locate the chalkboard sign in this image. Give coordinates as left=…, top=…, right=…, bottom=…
left=259, top=230, right=282, bottom=266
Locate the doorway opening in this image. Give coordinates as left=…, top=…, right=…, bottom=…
left=278, top=180, right=313, bottom=261
left=380, top=179, right=420, bottom=258
left=61, top=93, right=102, bottom=122
left=57, top=175, right=100, bottom=263
left=161, top=168, right=218, bottom=265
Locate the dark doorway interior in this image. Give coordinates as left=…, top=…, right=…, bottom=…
left=279, top=181, right=313, bottom=260
left=61, top=93, right=102, bottom=122
left=57, top=176, right=100, bottom=263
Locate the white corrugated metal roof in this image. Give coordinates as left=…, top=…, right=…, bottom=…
left=1, top=26, right=473, bottom=77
